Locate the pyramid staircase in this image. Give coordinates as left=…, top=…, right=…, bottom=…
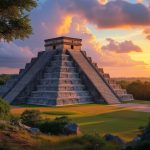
left=80, top=51, right=133, bottom=101
left=28, top=51, right=93, bottom=106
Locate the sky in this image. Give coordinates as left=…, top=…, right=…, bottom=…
left=0, top=0, right=150, bottom=77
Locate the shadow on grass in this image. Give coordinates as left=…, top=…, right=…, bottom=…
left=42, top=111, right=76, bottom=116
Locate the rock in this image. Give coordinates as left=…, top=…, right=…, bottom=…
left=132, top=137, right=141, bottom=143
left=28, top=128, right=40, bottom=134
left=64, top=123, right=80, bottom=135
left=141, top=131, right=150, bottom=141
left=104, top=134, right=124, bottom=145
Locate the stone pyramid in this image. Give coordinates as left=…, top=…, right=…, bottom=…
left=0, top=37, right=133, bottom=106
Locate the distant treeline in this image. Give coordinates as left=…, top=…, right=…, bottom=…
left=0, top=74, right=10, bottom=85
left=117, top=80, right=150, bottom=101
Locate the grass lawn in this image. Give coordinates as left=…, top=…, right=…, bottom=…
left=123, top=100, right=150, bottom=104
left=11, top=102, right=150, bottom=141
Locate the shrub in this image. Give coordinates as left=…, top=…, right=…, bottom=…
left=0, top=98, right=10, bottom=120
left=20, top=110, right=42, bottom=127
left=39, top=116, right=70, bottom=135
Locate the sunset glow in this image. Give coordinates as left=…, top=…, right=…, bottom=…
left=0, top=0, right=150, bottom=77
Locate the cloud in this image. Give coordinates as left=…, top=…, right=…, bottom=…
left=0, top=41, right=34, bottom=68
left=136, top=0, right=144, bottom=3
left=0, top=0, right=149, bottom=77
left=57, top=0, right=150, bottom=28
left=97, top=0, right=108, bottom=4
left=101, top=38, right=142, bottom=53
left=56, top=16, right=72, bottom=35
left=143, top=28, right=150, bottom=40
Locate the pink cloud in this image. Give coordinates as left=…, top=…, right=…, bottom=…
left=0, top=67, right=19, bottom=74
left=0, top=41, right=34, bottom=68
left=101, top=38, right=142, bottom=53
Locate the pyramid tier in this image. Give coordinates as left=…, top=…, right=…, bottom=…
left=31, top=91, right=90, bottom=98
left=37, top=85, right=86, bottom=91
left=44, top=72, right=79, bottom=78
left=39, top=78, right=82, bottom=85
left=46, top=67, right=77, bottom=72
left=28, top=96, right=92, bottom=106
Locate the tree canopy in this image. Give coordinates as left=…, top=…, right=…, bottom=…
left=0, top=98, right=10, bottom=120
left=0, top=0, right=37, bottom=41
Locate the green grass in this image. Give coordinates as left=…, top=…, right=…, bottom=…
left=122, top=100, right=150, bottom=104
left=73, top=110, right=149, bottom=140
left=11, top=102, right=150, bottom=141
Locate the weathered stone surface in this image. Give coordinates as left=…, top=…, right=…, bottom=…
left=68, top=50, right=121, bottom=104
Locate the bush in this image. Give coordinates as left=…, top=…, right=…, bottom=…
left=39, top=116, right=70, bottom=135
left=0, top=98, right=10, bottom=120
left=20, top=110, right=42, bottom=127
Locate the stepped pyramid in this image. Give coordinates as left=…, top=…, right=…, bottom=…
left=0, top=37, right=133, bottom=106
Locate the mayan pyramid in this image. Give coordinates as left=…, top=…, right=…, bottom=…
left=0, top=37, right=133, bottom=106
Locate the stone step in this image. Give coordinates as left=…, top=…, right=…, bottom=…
left=40, top=79, right=82, bottom=85
left=37, top=85, right=85, bottom=91
left=50, top=61, right=74, bottom=66
left=46, top=67, right=77, bottom=72
left=31, top=91, right=90, bottom=98
left=56, top=98, right=93, bottom=106
left=28, top=99, right=56, bottom=105
left=54, top=54, right=69, bottom=57
left=44, top=73, right=79, bottom=78
left=119, top=94, right=134, bottom=101
left=53, top=55, right=70, bottom=60
left=28, top=96, right=92, bottom=106
left=109, top=83, right=121, bottom=89
left=114, top=89, right=127, bottom=95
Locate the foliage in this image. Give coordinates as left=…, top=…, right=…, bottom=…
left=36, top=134, right=121, bottom=150
left=133, top=140, right=150, bottom=150
left=117, top=80, right=129, bottom=89
left=0, top=74, right=10, bottom=85
left=0, top=0, right=37, bottom=41
left=117, top=80, right=150, bottom=101
left=0, top=98, right=10, bottom=120
left=39, top=116, right=71, bottom=135
left=20, top=109, right=42, bottom=127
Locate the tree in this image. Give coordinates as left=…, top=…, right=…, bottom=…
left=0, top=0, right=37, bottom=42
left=0, top=98, right=10, bottom=120
left=0, top=74, right=10, bottom=85
left=21, top=110, right=41, bottom=127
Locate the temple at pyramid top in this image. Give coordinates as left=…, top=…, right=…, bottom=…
left=0, top=36, right=133, bottom=106
left=45, top=37, right=82, bottom=51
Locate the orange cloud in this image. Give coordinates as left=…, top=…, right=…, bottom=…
left=57, top=16, right=72, bottom=35
left=97, top=0, right=108, bottom=5
left=136, top=0, right=144, bottom=3
left=143, top=28, right=150, bottom=40
left=62, top=17, right=148, bottom=77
